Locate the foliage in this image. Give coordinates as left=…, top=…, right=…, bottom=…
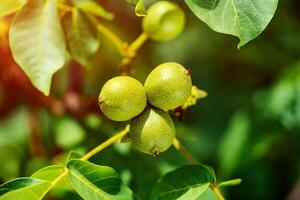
left=0, top=0, right=299, bottom=200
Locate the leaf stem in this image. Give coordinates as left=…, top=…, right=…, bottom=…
left=40, top=126, right=129, bottom=199
left=172, top=137, right=198, bottom=164
left=210, top=184, right=226, bottom=200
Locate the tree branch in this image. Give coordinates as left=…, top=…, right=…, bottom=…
left=40, top=125, right=129, bottom=199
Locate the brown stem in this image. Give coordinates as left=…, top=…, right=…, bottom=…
left=28, top=107, right=45, bottom=158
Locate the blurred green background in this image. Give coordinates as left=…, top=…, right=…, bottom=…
left=0, top=0, right=299, bottom=199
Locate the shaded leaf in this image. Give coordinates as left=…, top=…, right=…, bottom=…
left=0, top=107, right=29, bottom=145
left=185, top=0, right=278, bottom=48
left=0, top=0, right=25, bottom=18
left=9, top=0, right=67, bottom=95
left=0, top=144, right=22, bottom=180
left=218, top=111, right=250, bottom=178
left=254, top=62, right=300, bottom=130
left=54, top=117, right=86, bottom=149
left=151, top=165, right=215, bottom=200
left=67, top=159, right=134, bottom=200
left=62, top=10, right=100, bottom=67
left=72, top=0, right=114, bottom=20
left=31, top=165, right=72, bottom=191
left=0, top=177, right=50, bottom=200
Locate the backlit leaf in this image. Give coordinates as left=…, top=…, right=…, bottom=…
left=9, top=0, right=67, bottom=95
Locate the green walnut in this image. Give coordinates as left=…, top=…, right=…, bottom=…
left=144, top=62, right=192, bottom=110
left=99, top=76, right=147, bottom=121
left=142, top=1, right=185, bottom=41
left=130, top=107, right=175, bottom=155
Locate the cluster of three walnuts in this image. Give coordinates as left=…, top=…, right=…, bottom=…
left=98, top=62, right=192, bottom=156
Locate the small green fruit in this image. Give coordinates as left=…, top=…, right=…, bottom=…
left=99, top=76, right=147, bottom=121
left=130, top=107, right=175, bottom=155
left=145, top=62, right=192, bottom=110
left=142, top=1, right=185, bottom=41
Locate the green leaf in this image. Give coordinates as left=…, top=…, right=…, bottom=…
left=254, top=62, right=300, bottom=129
left=218, top=111, right=250, bottom=178
left=31, top=165, right=72, bottom=191
left=9, top=0, right=67, bottom=95
left=218, top=178, right=242, bottom=187
left=72, top=0, right=114, bottom=20
left=0, top=177, right=50, bottom=200
left=54, top=117, right=86, bottom=149
left=0, top=0, right=25, bottom=18
left=62, top=10, right=100, bottom=67
left=0, top=144, right=22, bottom=180
left=127, top=0, right=146, bottom=17
left=151, top=165, right=215, bottom=200
left=184, top=0, right=278, bottom=48
left=84, top=114, right=102, bottom=129
left=67, top=159, right=134, bottom=200
left=0, top=107, right=29, bottom=145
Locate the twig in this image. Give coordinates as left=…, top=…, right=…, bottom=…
left=81, top=125, right=129, bottom=160
left=28, top=107, right=45, bottom=157
left=39, top=126, right=129, bottom=199
left=210, top=184, right=226, bottom=200
left=119, top=32, right=149, bottom=74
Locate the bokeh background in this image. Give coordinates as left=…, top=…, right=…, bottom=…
left=0, top=0, right=299, bottom=199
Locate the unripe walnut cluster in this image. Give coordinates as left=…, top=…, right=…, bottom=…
left=99, top=62, right=192, bottom=155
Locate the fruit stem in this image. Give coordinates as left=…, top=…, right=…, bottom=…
left=127, top=32, right=149, bottom=55
left=210, top=184, right=226, bottom=200
left=39, top=126, right=129, bottom=199
left=172, top=137, right=198, bottom=164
